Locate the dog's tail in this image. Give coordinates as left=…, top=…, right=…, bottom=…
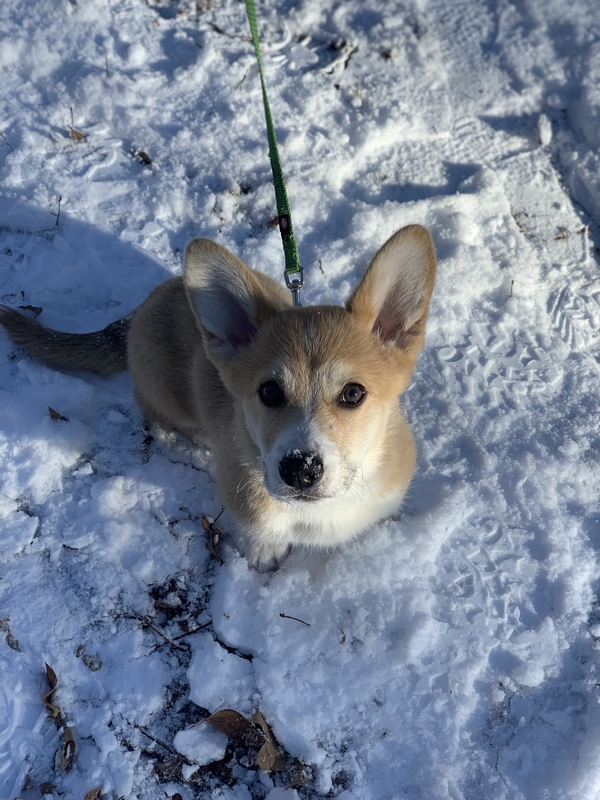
left=0, top=306, right=130, bottom=375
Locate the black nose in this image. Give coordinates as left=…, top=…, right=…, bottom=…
left=279, top=451, right=324, bottom=490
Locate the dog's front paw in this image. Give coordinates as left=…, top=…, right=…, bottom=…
left=250, top=555, right=281, bottom=573
left=240, top=538, right=291, bottom=572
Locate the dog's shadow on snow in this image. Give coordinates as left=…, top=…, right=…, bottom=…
left=0, top=200, right=222, bottom=510
left=0, top=198, right=178, bottom=330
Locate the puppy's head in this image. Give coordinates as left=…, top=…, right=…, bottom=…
left=184, top=225, right=436, bottom=503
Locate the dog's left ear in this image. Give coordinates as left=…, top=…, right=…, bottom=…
left=346, top=224, right=436, bottom=359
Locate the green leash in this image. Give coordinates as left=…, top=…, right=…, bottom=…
left=244, top=0, right=304, bottom=306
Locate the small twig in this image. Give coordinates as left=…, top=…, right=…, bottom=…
left=124, top=613, right=187, bottom=651
left=141, top=616, right=187, bottom=651
left=509, top=279, right=514, bottom=298
left=279, top=612, right=310, bottom=627
left=171, top=620, right=212, bottom=641
left=55, top=195, right=62, bottom=227
left=318, top=258, right=324, bottom=275
left=134, top=723, right=188, bottom=760
left=0, top=131, right=12, bottom=149
left=236, top=68, right=249, bottom=90
left=206, top=20, right=251, bottom=41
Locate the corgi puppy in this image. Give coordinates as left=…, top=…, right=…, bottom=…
left=0, top=224, right=436, bottom=567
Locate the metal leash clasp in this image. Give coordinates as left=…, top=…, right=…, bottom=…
left=285, top=267, right=304, bottom=307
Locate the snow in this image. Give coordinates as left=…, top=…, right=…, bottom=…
left=1, top=0, right=600, bottom=798
left=174, top=723, right=228, bottom=767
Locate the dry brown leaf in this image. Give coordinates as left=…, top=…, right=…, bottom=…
left=206, top=537, right=222, bottom=564
left=45, top=663, right=57, bottom=687
left=0, top=617, right=20, bottom=651
left=205, top=709, right=265, bottom=747
left=256, top=740, right=285, bottom=772
left=68, top=107, right=86, bottom=142
left=84, top=789, right=101, bottom=800
left=43, top=663, right=60, bottom=718
left=48, top=407, right=68, bottom=422
left=76, top=645, right=102, bottom=671
left=59, top=727, right=76, bottom=770
left=252, top=709, right=272, bottom=739
left=288, top=760, right=313, bottom=788
left=129, top=148, right=152, bottom=166
left=154, top=755, right=183, bottom=780
left=252, top=710, right=286, bottom=772
left=202, top=514, right=223, bottom=565
left=82, top=653, right=102, bottom=672
left=42, top=689, right=60, bottom=719
left=43, top=664, right=78, bottom=770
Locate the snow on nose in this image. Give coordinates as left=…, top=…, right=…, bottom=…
left=278, top=450, right=324, bottom=489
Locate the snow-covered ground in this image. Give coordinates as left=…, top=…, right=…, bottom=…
left=1, top=0, right=600, bottom=797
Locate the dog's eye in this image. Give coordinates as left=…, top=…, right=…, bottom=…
left=258, top=380, right=286, bottom=407
left=339, top=383, right=366, bottom=407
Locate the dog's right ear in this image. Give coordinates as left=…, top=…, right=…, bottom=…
left=184, top=238, right=286, bottom=364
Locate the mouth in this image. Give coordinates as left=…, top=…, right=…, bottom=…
left=289, top=494, right=322, bottom=503
left=272, top=488, right=334, bottom=504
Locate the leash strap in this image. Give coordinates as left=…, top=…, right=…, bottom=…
left=244, top=0, right=304, bottom=306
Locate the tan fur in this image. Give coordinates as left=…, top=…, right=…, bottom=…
left=0, top=225, right=436, bottom=567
